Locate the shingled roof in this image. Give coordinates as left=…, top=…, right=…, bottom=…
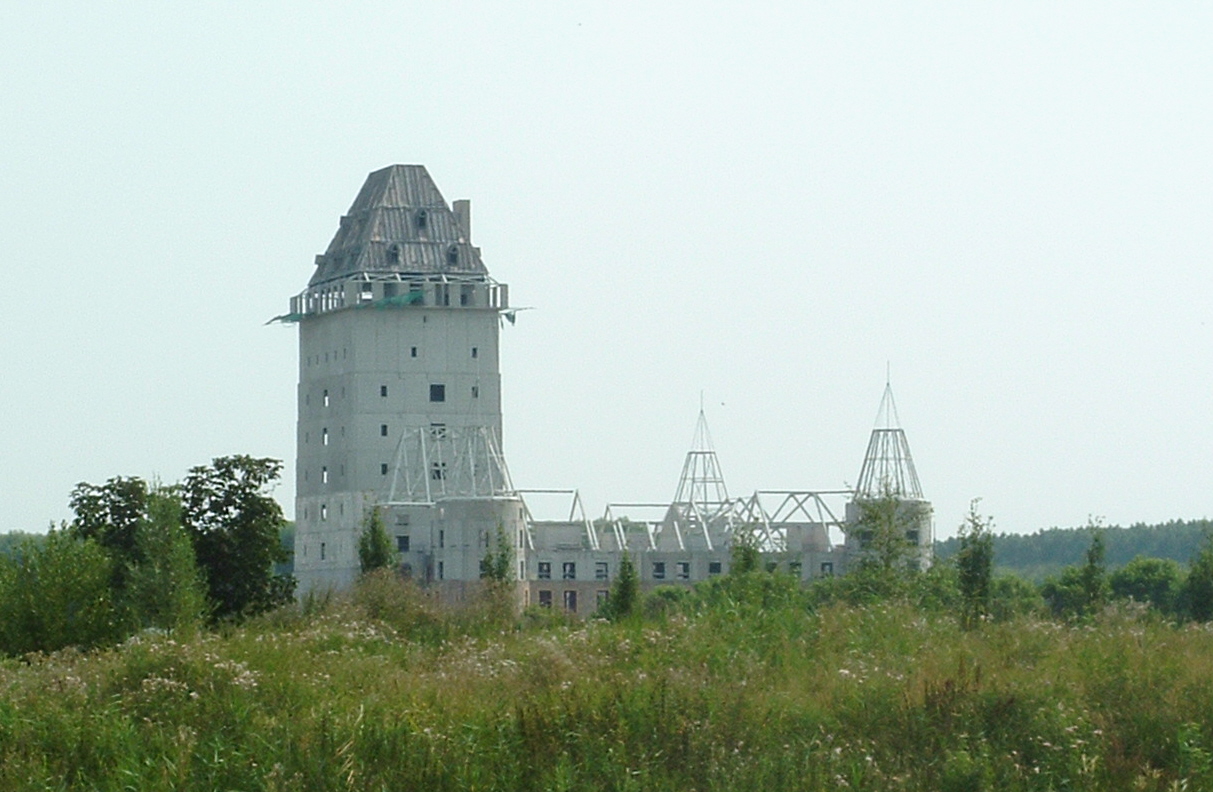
left=309, top=165, right=487, bottom=287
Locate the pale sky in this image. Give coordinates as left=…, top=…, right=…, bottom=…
left=2, top=2, right=1211, bottom=539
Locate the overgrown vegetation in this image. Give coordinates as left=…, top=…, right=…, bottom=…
left=4, top=494, right=1213, bottom=788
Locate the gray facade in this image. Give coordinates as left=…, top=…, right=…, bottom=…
left=286, top=165, right=933, bottom=612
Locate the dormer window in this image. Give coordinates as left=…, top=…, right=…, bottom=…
left=387, top=243, right=402, bottom=265
left=415, top=209, right=428, bottom=231
left=446, top=245, right=459, bottom=267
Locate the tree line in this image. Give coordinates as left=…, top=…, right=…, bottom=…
left=0, top=456, right=293, bottom=655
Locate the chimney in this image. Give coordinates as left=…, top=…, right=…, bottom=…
left=453, top=199, right=471, bottom=242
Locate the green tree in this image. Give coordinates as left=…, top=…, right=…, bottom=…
left=600, top=552, right=639, bottom=621
left=358, top=506, right=397, bottom=574
left=68, top=476, right=149, bottom=564
left=182, top=456, right=294, bottom=621
left=1180, top=534, right=1213, bottom=622
left=1041, top=524, right=1109, bottom=619
left=849, top=491, right=927, bottom=575
left=124, top=487, right=209, bottom=632
left=479, top=522, right=514, bottom=583
left=955, top=500, right=995, bottom=629
left=0, top=531, right=122, bottom=655
left=1110, top=555, right=1182, bottom=614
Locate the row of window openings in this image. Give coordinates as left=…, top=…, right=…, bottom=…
left=306, top=346, right=480, bottom=370
left=536, top=590, right=609, bottom=613
left=309, top=457, right=441, bottom=484
left=308, top=379, right=479, bottom=409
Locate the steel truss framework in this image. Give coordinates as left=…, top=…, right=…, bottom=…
left=383, top=424, right=514, bottom=504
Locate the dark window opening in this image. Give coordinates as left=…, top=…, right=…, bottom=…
left=411, top=346, right=418, bottom=358
left=323, top=389, right=329, bottom=407
left=320, top=542, right=326, bottom=560
left=431, top=462, right=447, bottom=481
left=538, top=590, right=552, bottom=608
left=387, top=243, right=402, bottom=264
left=381, top=424, right=388, bottom=436
left=471, top=385, right=479, bottom=399
left=397, top=535, right=410, bottom=553
left=563, top=590, right=577, bottom=612
left=380, top=385, right=388, bottom=397
left=676, top=561, right=690, bottom=580
left=381, top=463, right=389, bottom=475
left=653, top=562, right=665, bottom=580
left=415, top=209, right=428, bottom=230
left=562, top=562, right=576, bottom=580
left=538, top=561, right=551, bottom=580
left=430, top=384, right=446, bottom=402
left=821, top=561, right=834, bottom=576
left=446, top=245, right=459, bottom=267
left=595, top=561, right=609, bottom=580
left=708, top=561, right=722, bottom=576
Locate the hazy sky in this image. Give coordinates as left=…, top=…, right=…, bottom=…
left=2, top=3, right=1211, bottom=539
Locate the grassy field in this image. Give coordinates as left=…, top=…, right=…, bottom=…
left=2, top=574, right=1212, bottom=791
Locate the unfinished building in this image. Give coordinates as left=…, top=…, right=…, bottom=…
left=282, top=165, right=933, bottom=609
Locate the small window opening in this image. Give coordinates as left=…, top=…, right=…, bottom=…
left=677, top=561, right=690, bottom=580
left=430, top=384, right=446, bottom=402
left=381, top=463, right=389, bottom=476
left=322, top=428, right=329, bottom=446
left=415, top=209, right=428, bottom=230
left=709, top=561, right=722, bottom=576
left=821, top=561, right=834, bottom=576
left=439, top=530, right=444, bottom=548
left=387, top=243, right=402, bottom=265
left=411, top=346, right=418, bottom=358
left=320, top=542, right=326, bottom=560
left=321, top=466, right=328, bottom=484
left=653, top=562, right=665, bottom=580
left=538, top=561, right=551, bottom=580
left=471, top=347, right=478, bottom=359
left=381, top=424, right=388, bottom=437
left=431, top=462, right=447, bottom=480
left=396, top=535, right=410, bottom=553
left=430, top=423, right=447, bottom=439
left=595, top=561, right=609, bottom=581
left=446, top=245, right=459, bottom=267
left=563, top=590, right=578, bottom=613
left=471, top=385, right=479, bottom=399
left=320, top=504, right=328, bottom=521
left=438, top=561, right=443, bottom=580
left=380, top=385, right=388, bottom=397
left=562, top=562, right=576, bottom=580
left=323, top=389, right=329, bottom=407
left=538, top=590, right=552, bottom=608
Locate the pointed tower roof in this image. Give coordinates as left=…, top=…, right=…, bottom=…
left=854, top=382, right=924, bottom=500
left=672, top=407, right=731, bottom=512
left=309, top=165, right=487, bottom=286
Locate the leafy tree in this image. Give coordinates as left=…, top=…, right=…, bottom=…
left=955, top=500, right=995, bottom=629
left=181, top=456, right=294, bottom=621
left=1110, top=556, right=1182, bottom=614
left=0, top=531, right=122, bottom=655
left=358, top=506, right=397, bottom=574
left=68, top=476, right=150, bottom=589
left=479, top=522, right=514, bottom=583
left=990, top=574, right=1043, bottom=621
left=849, top=491, right=927, bottom=575
left=1180, top=534, right=1213, bottom=622
left=1041, top=524, right=1109, bottom=619
left=600, top=552, right=639, bottom=621
left=125, top=487, right=209, bottom=632
left=729, top=530, right=761, bottom=575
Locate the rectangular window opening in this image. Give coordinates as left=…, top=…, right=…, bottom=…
left=380, top=385, right=388, bottom=397
left=380, top=463, right=389, bottom=476
left=562, top=562, right=576, bottom=580
left=653, top=562, right=665, bottom=580
left=538, top=590, right=552, bottom=608
left=430, top=384, right=446, bottom=402
left=676, top=561, right=690, bottom=580
left=709, top=561, right=722, bottom=576
left=411, top=346, right=418, bottom=358
left=381, top=424, right=388, bottom=437
left=563, top=590, right=577, bottom=613
left=595, top=561, right=609, bottom=581
left=396, top=535, right=410, bottom=553
left=538, top=561, right=551, bottom=580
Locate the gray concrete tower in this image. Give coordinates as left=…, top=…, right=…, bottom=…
left=287, top=166, right=524, bottom=593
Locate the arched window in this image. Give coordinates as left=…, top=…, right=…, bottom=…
left=387, top=243, right=402, bottom=265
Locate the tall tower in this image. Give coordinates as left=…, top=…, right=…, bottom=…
left=287, top=166, right=523, bottom=593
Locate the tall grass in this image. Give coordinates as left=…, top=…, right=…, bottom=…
left=1, top=577, right=1212, bottom=790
